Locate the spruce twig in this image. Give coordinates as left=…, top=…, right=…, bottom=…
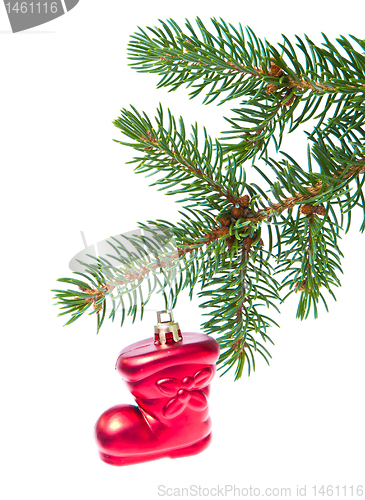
left=53, top=19, right=365, bottom=379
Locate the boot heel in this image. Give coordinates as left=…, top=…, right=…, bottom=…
left=99, top=452, right=162, bottom=466
left=168, top=433, right=212, bottom=459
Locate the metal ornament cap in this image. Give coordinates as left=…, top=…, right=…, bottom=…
left=154, top=310, right=182, bottom=345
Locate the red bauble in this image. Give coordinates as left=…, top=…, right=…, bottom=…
left=94, top=311, right=220, bottom=466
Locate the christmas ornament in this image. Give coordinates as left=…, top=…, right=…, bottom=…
left=94, top=310, right=220, bottom=466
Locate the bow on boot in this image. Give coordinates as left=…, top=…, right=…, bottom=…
left=156, top=367, right=213, bottom=418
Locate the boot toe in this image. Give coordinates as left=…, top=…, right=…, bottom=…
left=95, top=404, right=158, bottom=458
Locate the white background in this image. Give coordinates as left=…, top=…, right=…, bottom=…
left=1, top=1, right=364, bottom=499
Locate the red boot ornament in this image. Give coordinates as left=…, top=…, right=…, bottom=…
left=94, top=310, right=220, bottom=466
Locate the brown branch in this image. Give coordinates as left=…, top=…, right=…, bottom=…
left=302, top=212, right=315, bottom=292
left=235, top=247, right=249, bottom=324
left=161, top=54, right=362, bottom=99
left=82, top=207, right=258, bottom=302
left=161, top=52, right=264, bottom=78
left=250, top=162, right=365, bottom=224
left=287, top=76, right=336, bottom=92
left=78, top=285, right=109, bottom=314
left=78, top=231, right=219, bottom=306
left=139, top=133, right=240, bottom=205
left=232, top=338, right=249, bottom=355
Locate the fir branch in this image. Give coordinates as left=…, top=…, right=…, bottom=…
left=113, top=104, right=241, bottom=205
left=128, top=19, right=365, bottom=103
left=275, top=206, right=344, bottom=320
left=53, top=215, right=252, bottom=331
left=128, top=18, right=268, bottom=104
left=199, top=238, right=280, bottom=379
left=54, top=19, right=365, bottom=379
left=250, top=159, right=365, bottom=224
left=128, top=19, right=365, bottom=164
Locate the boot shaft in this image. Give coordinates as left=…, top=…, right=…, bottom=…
left=116, top=331, right=220, bottom=382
